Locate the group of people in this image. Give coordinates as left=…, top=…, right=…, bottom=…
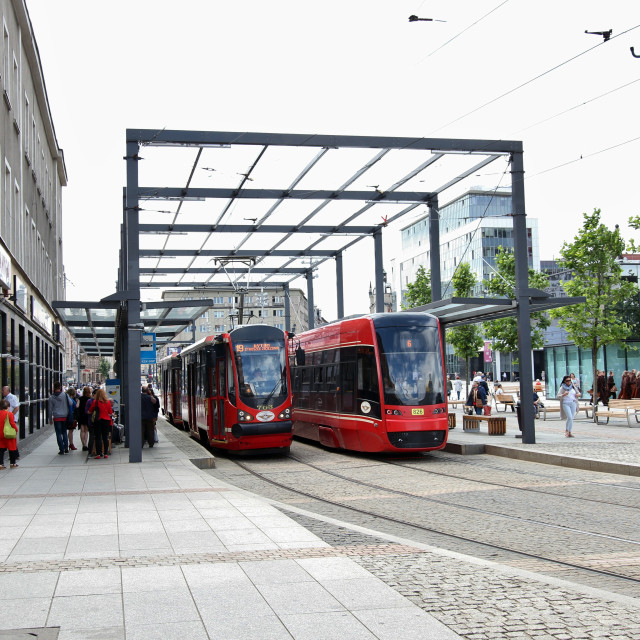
left=48, top=382, right=114, bottom=459
left=0, top=386, right=20, bottom=469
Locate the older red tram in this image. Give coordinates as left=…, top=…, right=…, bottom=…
left=164, top=325, right=293, bottom=453
left=159, top=352, right=184, bottom=427
left=289, top=312, right=448, bottom=453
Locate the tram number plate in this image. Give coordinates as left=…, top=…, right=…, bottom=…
left=411, top=408, right=424, bottom=416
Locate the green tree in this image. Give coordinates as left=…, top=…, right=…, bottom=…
left=446, top=263, right=484, bottom=389
left=98, top=358, right=110, bottom=380
left=483, top=247, right=550, bottom=357
left=402, top=265, right=431, bottom=309
left=550, top=209, right=637, bottom=411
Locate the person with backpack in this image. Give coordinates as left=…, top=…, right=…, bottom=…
left=48, top=381, right=70, bottom=455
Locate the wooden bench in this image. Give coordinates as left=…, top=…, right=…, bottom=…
left=540, top=403, right=592, bottom=421
left=447, top=399, right=466, bottom=409
left=494, top=394, right=516, bottom=412
left=462, top=414, right=507, bottom=435
left=448, top=413, right=456, bottom=430
left=594, top=399, right=640, bottom=427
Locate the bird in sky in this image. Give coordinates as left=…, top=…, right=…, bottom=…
left=408, top=15, right=446, bottom=23
left=585, top=29, right=612, bottom=42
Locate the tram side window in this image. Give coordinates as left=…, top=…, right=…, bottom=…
left=357, top=346, right=379, bottom=402
left=227, top=351, right=236, bottom=404
left=218, top=358, right=226, bottom=397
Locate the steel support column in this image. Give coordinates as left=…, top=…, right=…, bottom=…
left=335, top=253, right=344, bottom=319
left=284, top=283, right=291, bottom=333
left=306, top=271, right=315, bottom=330
left=125, top=140, right=143, bottom=462
left=511, top=151, right=536, bottom=443
left=374, top=229, right=384, bottom=313
left=428, top=195, right=441, bottom=301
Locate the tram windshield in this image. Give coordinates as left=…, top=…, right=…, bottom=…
left=233, top=339, right=288, bottom=409
left=376, top=325, right=445, bottom=406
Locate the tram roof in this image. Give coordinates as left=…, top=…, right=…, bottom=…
left=410, top=291, right=586, bottom=327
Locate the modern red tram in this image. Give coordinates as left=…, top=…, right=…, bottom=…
left=159, top=352, right=184, bottom=427
left=160, top=325, right=293, bottom=453
left=288, top=312, right=448, bottom=453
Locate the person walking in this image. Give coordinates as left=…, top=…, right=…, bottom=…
left=2, top=386, right=20, bottom=459
left=66, top=387, right=78, bottom=451
left=77, top=386, right=92, bottom=451
left=453, top=376, right=463, bottom=400
left=607, top=370, right=617, bottom=401
left=0, top=398, right=18, bottom=468
left=92, top=388, right=113, bottom=459
left=48, top=381, right=70, bottom=455
left=557, top=375, right=579, bottom=438
left=85, top=388, right=98, bottom=456
left=141, top=385, right=158, bottom=448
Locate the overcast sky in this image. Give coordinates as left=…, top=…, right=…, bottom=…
left=26, top=0, right=639, bottom=320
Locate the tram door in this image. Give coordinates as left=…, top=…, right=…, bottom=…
left=213, top=356, right=226, bottom=439
left=186, top=360, right=197, bottom=432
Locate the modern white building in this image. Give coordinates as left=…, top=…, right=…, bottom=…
left=0, top=0, right=68, bottom=433
left=391, top=188, right=540, bottom=305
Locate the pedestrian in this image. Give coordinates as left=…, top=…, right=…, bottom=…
left=465, top=381, right=487, bottom=415
left=1, top=386, right=20, bottom=459
left=619, top=371, right=630, bottom=400
left=557, top=375, right=579, bottom=438
left=77, top=386, right=92, bottom=451
left=47, top=381, right=70, bottom=455
left=91, top=388, right=113, bottom=459
left=607, top=370, right=617, bottom=400
left=66, top=387, right=78, bottom=451
left=0, top=398, right=18, bottom=468
left=147, top=385, right=160, bottom=443
left=532, top=390, right=542, bottom=418
left=85, top=388, right=98, bottom=455
left=446, top=376, right=452, bottom=399
left=141, top=385, right=158, bottom=447
left=453, top=376, right=462, bottom=400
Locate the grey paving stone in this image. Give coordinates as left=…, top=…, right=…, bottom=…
left=124, top=620, right=208, bottom=640
left=280, top=611, right=378, bottom=639
left=121, top=565, right=186, bottom=593
left=239, top=558, right=316, bottom=585
left=123, top=589, right=199, bottom=626
left=47, top=593, right=123, bottom=629
left=55, top=568, right=122, bottom=596
left=257, top=581, right=346, bottom=616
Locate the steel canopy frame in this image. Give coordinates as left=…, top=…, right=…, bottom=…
left=117, top=128, right=545, bottom=464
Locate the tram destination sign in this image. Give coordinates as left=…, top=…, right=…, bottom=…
left=236, top=343, right=279, bottom=352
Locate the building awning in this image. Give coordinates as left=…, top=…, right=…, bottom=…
left=410, top=292, right=586, bottom=328
left=53, top=299, right=214, bottom=358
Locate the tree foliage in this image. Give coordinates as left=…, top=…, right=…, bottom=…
left=98, top=358, right=110, bottom=380
left=402, top=265, right=432, bottom=309
left=446, top=263, right=484, bottom=386
left=550, top=210, right=637, bottom=400
left=483, top=247, right=550, bottom=354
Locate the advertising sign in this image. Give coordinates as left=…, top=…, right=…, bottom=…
left=0, top=244, right=10, bottom=289
left=483, top=341, right=492, bottom=363
left=141, top=332, right=157, bottom=364
left=105, top=378, right=121, bottom=413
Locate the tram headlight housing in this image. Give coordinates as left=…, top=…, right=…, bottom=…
left=238, top=411, right=254, bottom=421
left=278, top=408, right=291, bottom=419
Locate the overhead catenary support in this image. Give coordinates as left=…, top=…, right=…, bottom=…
left=125, top=140, right=143, bottom=463
left=335, top=253, right=344, bottom=320
left=284, top=283, right=291, bottom=333
left=428, top=195, right=441, bottom=301
left=374, top=229, right=385, bottom=313
left=306, top=270, right=315, bottom=330
left=511, top=150, right=536, bottom=444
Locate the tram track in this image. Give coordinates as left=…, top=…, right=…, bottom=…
left=223, top=448, right=640, bottom=597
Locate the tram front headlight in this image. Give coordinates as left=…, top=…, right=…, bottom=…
left=278, top=408, right=291, bottom=419
left=238, top=411, right=254, bottom=421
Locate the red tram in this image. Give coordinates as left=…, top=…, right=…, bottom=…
left=159, top=325, right=293, bottom=453
left=289, top=312, right=448, bottom=453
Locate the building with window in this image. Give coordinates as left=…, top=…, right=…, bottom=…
left=390, top=188, right=540, bottom=379
left=0, top=0, right=67, bottom=436
left=392, top=188, right=539, bottom=302
left=156, top=287, right=311, bottom=360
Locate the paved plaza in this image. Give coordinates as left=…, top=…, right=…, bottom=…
left=0, top=402, right=638, bottom=639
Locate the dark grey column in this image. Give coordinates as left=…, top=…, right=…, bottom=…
left=306, top=270, right=315, bottom=330
left=511, top=150, right=536, bottom=444
left=283, top=283, right=291, bottom=332
left=335, top=253, right=344, bottom=319
left=428, top=195, right=441, bottom=301
left=374, top=229, right=384, bottom=313
left=125, top=140, right=143, bottom=462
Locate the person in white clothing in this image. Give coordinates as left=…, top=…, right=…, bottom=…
left=557, top=375, right=580, bottom=437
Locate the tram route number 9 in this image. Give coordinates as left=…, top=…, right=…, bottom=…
left=236, top=343, right=279, bottom=352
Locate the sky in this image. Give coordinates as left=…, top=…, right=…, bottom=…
left=26, top=0, right=640, bottom=321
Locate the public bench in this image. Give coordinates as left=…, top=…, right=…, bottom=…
left=447, top=399, right=466, bottom=409
left=448, top=413, right=456, bottom=430
left=594, top=399, right=640, bottom=427
left=462, top=414, right=507, bottom=435
left=539, top=403, right=592, bottom=421
left=494, top=394, right=516, bottom=412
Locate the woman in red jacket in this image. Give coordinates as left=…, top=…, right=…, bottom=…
left=92, top=388, right=114, bottom=460
left=0, top=398, right=18, bottom=469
